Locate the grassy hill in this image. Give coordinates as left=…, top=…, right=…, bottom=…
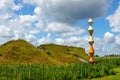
left=39, top=44, right=89, bottom=63
left=0, top=39, right=53, bottom=64
left=0, top=39, right=89, bottom=65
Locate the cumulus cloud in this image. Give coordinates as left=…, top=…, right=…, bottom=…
left=24, top=34, right=37, bottom=42
left=55, top=36, right=110, bottom=56
left=106, top=2, right=120, bottom=51
left=107, top=4, right=120, bottom=32
left=0, top=0, right=22, bottom=11
left=37, top=33, right=52, bottom=45
left=0, top=0, right=42, bottom=45
left=0, top=26, right=14, bottom=38
left=45, top=22, right=85, bottom=37
left=23, top=0, right=43, bottom=5
left=55, top=38, right=65, bottom=45
left=55, top=36, right=88, bottom=47
left=114, top=34, right=120, bottom=48
left=104, top=32, right=115, bottom=43
left=34, top=7, right=41, bottom=15
left=24, top=0, right=108, bottom=24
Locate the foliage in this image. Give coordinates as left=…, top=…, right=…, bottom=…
left=92, top=67, right=120, bottom=80
left=0, top=57, right=120, bottom=80
left=95, top=57, right=120, bottom=67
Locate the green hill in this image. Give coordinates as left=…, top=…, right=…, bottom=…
left=0, top=39, right=53, bottom=64
left=38, top=44, right=89, bottom=63
left=0, top=39, right=89, bottom=65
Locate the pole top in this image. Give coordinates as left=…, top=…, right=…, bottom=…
left=88, top=18, right=93, bottom=26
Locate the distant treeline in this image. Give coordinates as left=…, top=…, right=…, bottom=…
left=94, top=54, right=120, bottom=57
left=104, top=54, right=120, bottom=57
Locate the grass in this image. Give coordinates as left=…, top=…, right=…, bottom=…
left=0, top=62, right=115, bottom=80
left=92, top=67, right=120, bottom=80
left=91, top=57, right=120, bottom=80
left=0, top=57, right=119, bottom=80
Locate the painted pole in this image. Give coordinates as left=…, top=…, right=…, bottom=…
left=88, top=18, right=94, bottom=63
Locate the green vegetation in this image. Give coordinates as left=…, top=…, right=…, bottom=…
left=0, top=57, right=119, bottom=80
left=0, top=39, right=120, bottom=80
left=0, top=39, right=88, bottom=65
left=92, top=57, right=120, bottom=80
left=95, top=57, right=120, bottom=68
left=92, top=67, right=120, bottom=80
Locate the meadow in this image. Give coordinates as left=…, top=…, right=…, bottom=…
left=0, top=57, right=120, bottom=80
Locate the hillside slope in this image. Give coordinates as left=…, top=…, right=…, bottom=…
left=0, top=39, right=89, bottom=65
left=38, top=44, right=89, bottom=63
left=0, top=39, right=55, bottom=64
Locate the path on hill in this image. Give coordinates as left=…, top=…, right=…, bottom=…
left=69, top=51, right=88, bottom=63
left=77, top=57, right=88, bottom=63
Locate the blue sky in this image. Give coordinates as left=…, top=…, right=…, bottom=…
left=0, top=0, right=120, bottom=56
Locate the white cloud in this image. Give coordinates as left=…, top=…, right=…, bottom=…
left=0, top=0, right=22, bottom=11
left=68, top=36, right=81, bottom=43
left=55, top=36, right=109, bottom=56
left=12, top=4, right=23, bottom=11
left=55, top=38, right=65, bottom=45
left=0, top=26, right=14, bottom=38
left=106, top=2, right=120, bottom=53
left=13, top=31, right=20, bottom=40
left=107, top=34, right=120, bottom=54
left=104, top=32, right=115, bottom=43
left=55, top=36, right=88, bottom=47
left=37, top=33, right=52, bottom=45
left=107, top=5, right=120, bottom=32
left=29, top=30, right=39, bottom=34
left=94, top=38, right=110, bottom=55
left=114, top=34, right=120, bottom=47
left=34, top=7, right=41, bottom=15
left=25, top=34, right=37, bottom=42
left=35, top=21, right=44, bottom=29
left=0, top=0, right=41, bottom=45
left=23, top=0, right=43, bottom=5
left=45, top=22, right=85, bottom=37
left=19, top=15, right=38, bottom=26
left=24, top=0, right=108, bottom=24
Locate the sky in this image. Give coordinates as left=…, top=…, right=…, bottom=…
left=0, top=0, right=120, bottom=56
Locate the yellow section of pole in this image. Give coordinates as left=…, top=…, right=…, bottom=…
left=89, top=45, right=94, bottom=54
left=88, top=29, right=94, bottom=35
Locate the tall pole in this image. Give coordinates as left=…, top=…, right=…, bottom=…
left=88, top=18, right=94, bottom=63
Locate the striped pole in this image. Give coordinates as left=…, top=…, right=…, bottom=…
left=88, top=18, right=94, bottom=63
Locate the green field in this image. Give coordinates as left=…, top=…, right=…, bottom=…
left=0, top=57, right=120, bottom=80
left=92, top=67, right=120, bottom=80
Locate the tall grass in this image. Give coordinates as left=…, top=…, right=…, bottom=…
left=0, top=57, right=120, bottom=80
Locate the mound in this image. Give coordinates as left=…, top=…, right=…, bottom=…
left=0, top=39, right=89, bottom=65
left=0, top=39, right=54, bottom=64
